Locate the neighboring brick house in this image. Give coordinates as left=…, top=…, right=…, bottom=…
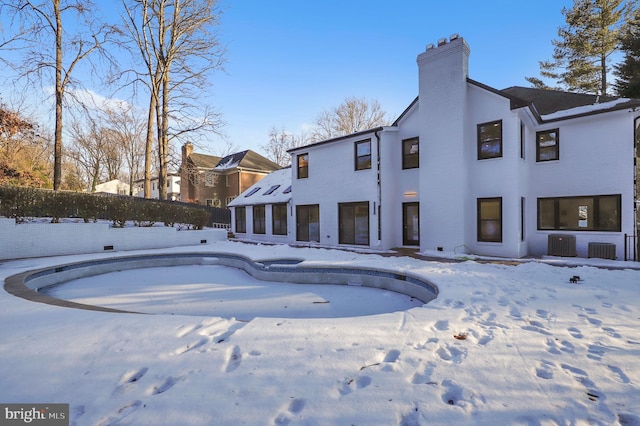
left=180, top=143, right=281, bottom=208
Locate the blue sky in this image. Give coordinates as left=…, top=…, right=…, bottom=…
left=212, top=0, right=575, bottom=153
left=1, top=1, right=576, bottom=156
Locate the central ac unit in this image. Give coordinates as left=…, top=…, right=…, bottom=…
left=548, top=234, right=577, bottom=257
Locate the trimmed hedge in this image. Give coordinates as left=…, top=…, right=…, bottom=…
left=0, top=185, right=212, bottom=229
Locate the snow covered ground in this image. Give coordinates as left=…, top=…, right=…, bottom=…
left=1, top=241, right=639, bottom=425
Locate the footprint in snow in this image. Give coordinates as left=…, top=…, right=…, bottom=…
left=567, top=327, right=583, bottom=339
left=410, top=361, right=437, bottom=385
left=545, top=338, right=575, bottom=355
left=175, top=323, right=203, bottom=338
left=337, top=375, right=372, bottom=396
left=97, top=400, right=142, bottom=426
left=273, top=398, right=306, bottom=425
left=560, top=363, right=603, bottom=403
left=174, top=337, right=208, bottom=355
left=435, top=344, right=467, bottom=364
left=440, top=379, right=485, bottom=412
left=148, top=376, right=179, bottom=395
left=535, top=360, right=555, bottom=379
left=112, top=367, right=148, bottom=396
left=224, top=345, right=242, bottom=372
left=607, top=365, right=630, bottom=384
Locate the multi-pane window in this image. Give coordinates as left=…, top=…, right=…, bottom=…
left=253, top=205, right=266, bottom=234
left=297, top=153, right=309, bottom=179
left=235, top=207, right=246, bottom=233
left=536, top=129, right=559, bottom=161
left=355, top=139, right=372, bottom=170
left=272, top=203, right=288, bottom=235
left=402, top=137, right=419, bottom=169
left=204, top=171, right=216, bottom=186
left=537, top=194, right=621, bottom=231
left=478, top=120, right=502, bottom=160
left=478, top=197, right=502, bottom=242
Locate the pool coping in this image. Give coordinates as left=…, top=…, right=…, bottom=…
left=4, top=252, right=439, bottom=315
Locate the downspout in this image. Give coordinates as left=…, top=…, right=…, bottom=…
left=634, top=116, right=640, bottom=260
left=375, top=129, right=382, bottom=244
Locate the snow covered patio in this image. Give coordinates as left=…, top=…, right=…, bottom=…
left=1, top=241, right=639, bottom=425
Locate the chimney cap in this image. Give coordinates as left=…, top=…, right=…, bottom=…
left=450, top=33, right=459, bottom=41
left=426, top=43, right=435, bottom=50
left=437, top=38, right=447, bottom=46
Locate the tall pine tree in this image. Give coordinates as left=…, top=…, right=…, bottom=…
left=614, top=6, right=640, bottom=97
left=527, top=0, right=627, bottom=95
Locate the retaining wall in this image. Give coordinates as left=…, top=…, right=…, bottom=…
left=0, top=218, right=227, bottom=260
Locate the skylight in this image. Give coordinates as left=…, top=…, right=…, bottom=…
left=283, top=186, right=292, bottom=194
left=263, top=185, right=280, bottom=195
left=244, top=187, right=261, bottom=197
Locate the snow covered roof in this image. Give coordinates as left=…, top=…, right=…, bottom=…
left=228, top=168, right=292, bottom=207
left=539, top=98, right=637, bottom=121
left=214, top=150, right=281, bottom=173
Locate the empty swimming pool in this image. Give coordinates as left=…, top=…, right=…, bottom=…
left=5, top=253, right=438, bottom=319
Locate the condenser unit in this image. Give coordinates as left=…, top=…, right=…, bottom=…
left=588, top=242, right=616, bottom=260
left=548, top=234, right=577, bottom=257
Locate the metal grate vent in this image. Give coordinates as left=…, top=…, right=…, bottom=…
left=588, top=242, right=616, bottom=260
left=548, top=234, right=577, bottom=257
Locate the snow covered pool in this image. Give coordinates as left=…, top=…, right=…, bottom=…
left=43, top=264, right=424, bottom=319
left=6, top=253, right=437, bottom=319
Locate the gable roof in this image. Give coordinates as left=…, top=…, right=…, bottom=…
left=469, top=81, right=640, bottom=122
left=189, top=153, right=221, bottom=169
left=228, top=168, right=292, bottom=207
left=214, top=150, right=281, bottom=173
left=500, top=86, right=619, bottom=116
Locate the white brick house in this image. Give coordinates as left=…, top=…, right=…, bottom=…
left=230, top=36, right=640, bottom=260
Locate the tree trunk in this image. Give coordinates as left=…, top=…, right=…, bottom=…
left=144, top=88, right=156, bottom=198
left=53, top=0, right=63, bottom=190
left=601, top=54, right=607, bottom=96
left=158, top=67, right=169, bottom=201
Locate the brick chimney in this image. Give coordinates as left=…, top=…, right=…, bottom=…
left=182, top=142, right=194, bottom=158
left=417, top=35, right=471, bottom=253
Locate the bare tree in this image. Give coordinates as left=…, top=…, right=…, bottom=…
left=261, top=127, right=309, bottom=167
left=1, top=0, right=119, bottom=190
left=121, top=0, right=226, bottom=199
left=311, top=96, right=389, bottom=142
left=102, top=104, right=146, bottom=195
left=66, top=115, right=107, bottom=191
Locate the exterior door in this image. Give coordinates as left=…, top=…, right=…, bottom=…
left=339, top=202, right=369, bottom=245
left=296, top=204, right=320, bottom=242
left=403, top=202, right=420, bottom=246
